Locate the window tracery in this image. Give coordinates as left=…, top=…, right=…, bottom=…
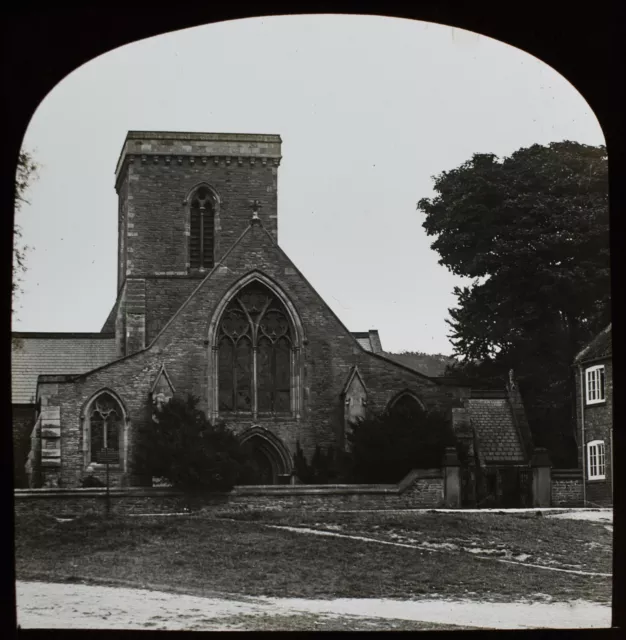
left=218, top=283, right=292, bottom=414
left=88, top=393, right=122, bottom=463
left=189, top=186, right=215, bottom=270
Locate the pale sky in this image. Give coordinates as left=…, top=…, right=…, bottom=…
left=14, top=15, right=604, bottom=355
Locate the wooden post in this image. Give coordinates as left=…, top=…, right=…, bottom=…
left=531, top=447, right=552, bottom=508
left=443, top=447, right=461, bottom=508
left=99, top=448, right=118, bottom=516
left=106, top=460, right=110, bottom=516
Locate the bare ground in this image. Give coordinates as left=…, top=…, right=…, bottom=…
left=16, top=580, right=611, bottom=630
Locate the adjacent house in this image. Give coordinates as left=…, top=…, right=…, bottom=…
left=573, top=323, right=613, bottom=506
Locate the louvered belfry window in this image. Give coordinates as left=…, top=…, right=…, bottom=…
left=189, top=186, right=215, bottom=270
left=218, top=283, right=292, bottom=414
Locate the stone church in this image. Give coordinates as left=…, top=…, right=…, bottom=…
left=12, top=131, right=535, bottom=489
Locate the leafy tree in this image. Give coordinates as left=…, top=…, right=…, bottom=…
left=293, top=441, right=312, bottom=483
left=13, top=151, right=38, bottom=312
left=417, top=141, right=609, bottom=466
left=138, top=394, right=252, bottom=492
left=347, top=405, right=456, bottom=484
left=292, top=441, right=352, bottom=484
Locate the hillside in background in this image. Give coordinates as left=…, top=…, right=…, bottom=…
left=384, top=351, right=458, bottom=377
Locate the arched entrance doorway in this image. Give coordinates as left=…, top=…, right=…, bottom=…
left=239, top=427, right=292, bottom=485
left=249, top=445, right=275, bottom=485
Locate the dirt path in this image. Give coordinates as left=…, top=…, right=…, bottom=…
left=546, top=509, right=612, bottom=523
left=16, top=581, right=611, bottom=630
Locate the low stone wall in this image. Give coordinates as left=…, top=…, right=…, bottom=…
left=14, top=469, right=445, bottom=516
left=13, top=488, right=193, bottom=517
left=551, top=469, right=584, bottom=507
left=229, top=470, right=444, bottom=511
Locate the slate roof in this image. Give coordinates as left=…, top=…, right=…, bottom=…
left=383, top=352, right=457, bottom=377
left=351, top=331, right=383, bottom=354
left=466, top=398, right=526, bottom=463
left=11, top=333, right=118, bottom=404
left=574, top=324, right=612, bottom=364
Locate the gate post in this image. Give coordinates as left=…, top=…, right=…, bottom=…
left=531, top=448, right=551, bottom=508
left=443, top=447, right=461, bottom=508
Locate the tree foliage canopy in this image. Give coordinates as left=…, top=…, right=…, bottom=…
left=13, top=151, right=38, bottom=310
left=293, top=441, right=352, bottom=484
left=418, top=141, right=610, bottom=466
left=138, top=395, right=253, bottom=492
left=347, top=405, right=456, bottom=484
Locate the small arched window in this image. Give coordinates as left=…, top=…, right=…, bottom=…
left=189, top=186, right=215, bottom=270
left=218, top=283, right=292, bottom=414
left=88, top=393, right=123, bottom=464
left=389, top=393, right=424, bottom=419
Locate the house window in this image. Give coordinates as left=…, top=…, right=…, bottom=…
left=587, top=440, right=606, bottom=480
left=585, top=365, right=606, bottom=405
left=189, top=186, right=215, bottom=270
left=89, top=393, right=122, bottom=464
left=218, top=283, right=292, bottom=414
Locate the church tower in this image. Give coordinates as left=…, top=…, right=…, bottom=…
left=109, top=131, right=282, bottom=355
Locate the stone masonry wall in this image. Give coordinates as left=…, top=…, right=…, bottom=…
left=118, top=172, right=128, bottom=291
left=120, top=155, right=279, bottom=277
left=551, top=469, right=584, bottom=507
left=145, top=222, right=464, bottom=463
left=144, top=278, right=203, bottom=345
left=125, top=278, right=147, bottom=354
left=111, top=138, right=281, bottom=357
left=14, top=471, right=445, bottom=517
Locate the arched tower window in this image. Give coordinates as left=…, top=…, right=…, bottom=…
left=189, top=186, right=215, bottom=270
left=218, top=283, right=293, bottom=414
left=87, top=392, right=123, bottom=464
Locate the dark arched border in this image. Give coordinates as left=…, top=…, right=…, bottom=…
left=238, top=425, right=293, bottom=480
left=206, top=270, right=305, bottom=422
left=3, top=12, right=620, bottom=627
left=79, top=388, right=129, bottom=472
left=385, top=389, right=426, bottom=413
left=183, top=182, right=221, bottom=271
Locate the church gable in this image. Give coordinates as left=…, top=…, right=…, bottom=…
left=141, top=216, right=452, bottom=430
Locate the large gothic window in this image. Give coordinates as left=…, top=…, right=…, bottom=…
left=218, top=283, right=293, bottom=414
left=88, top=393, right=122, bottom=463
left=189, top=186, right=215, bottom=270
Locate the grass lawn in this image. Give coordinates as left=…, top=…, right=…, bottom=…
left=15, top=509, right=611, bottom=605
left=216, top=507, right=613, bottom=574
